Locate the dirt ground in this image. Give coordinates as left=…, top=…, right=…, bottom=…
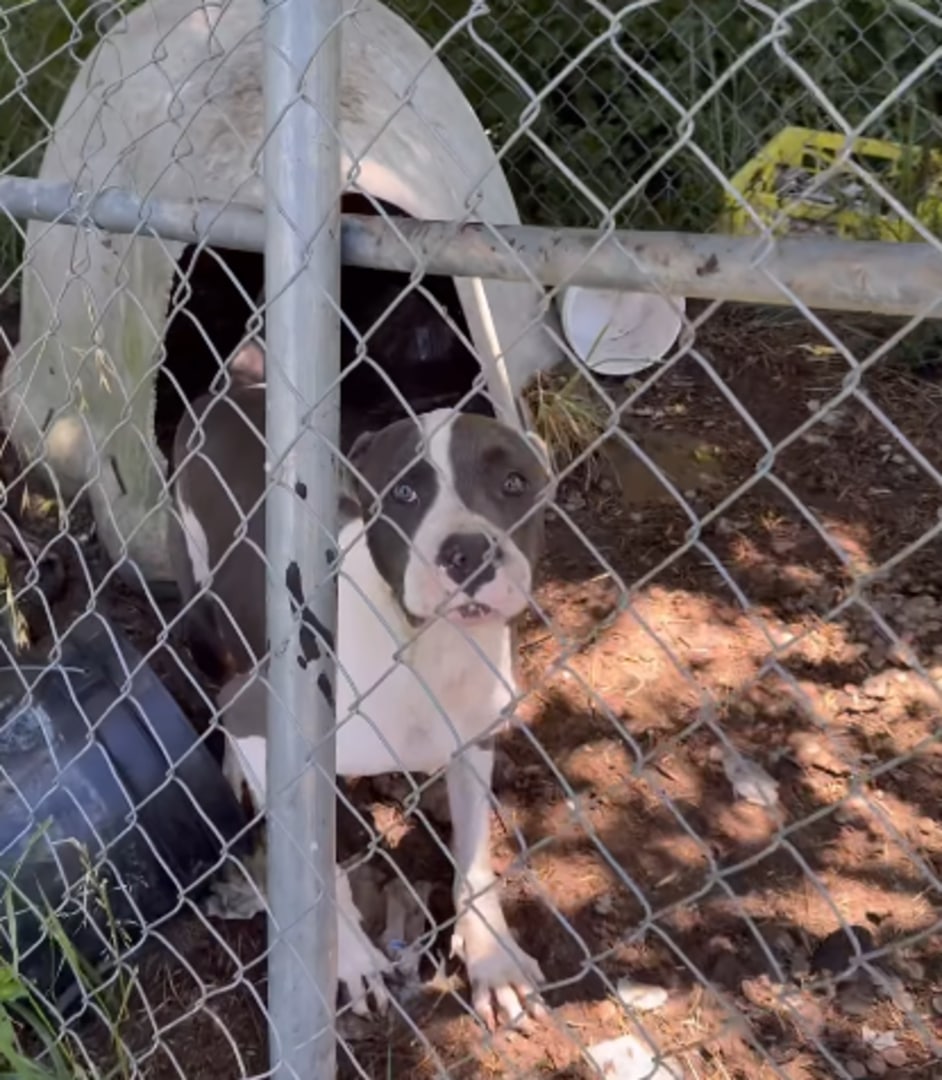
left=3, top=302, right=942, bottom=1078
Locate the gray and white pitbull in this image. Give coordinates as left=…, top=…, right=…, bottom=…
left=169, top=342, right=553, bottom=1028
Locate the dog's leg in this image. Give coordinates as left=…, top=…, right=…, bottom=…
left=210, top=673, right=391, bottom=1013
left=336, top=864, right=392, bottom=1016
left=446, top=741, right=545, bottom=1029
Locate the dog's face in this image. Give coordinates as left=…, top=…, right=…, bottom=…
left=345, top=409, right=552, bottom=626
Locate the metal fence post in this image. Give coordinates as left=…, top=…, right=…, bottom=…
left=262, top=0, right=342, bottom=1075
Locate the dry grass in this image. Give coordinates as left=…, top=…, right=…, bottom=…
left=525, top=370, right=612, bottom=481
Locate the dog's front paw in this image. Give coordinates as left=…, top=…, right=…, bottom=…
left=203, top=845, right=268, bottom=921
left=452, top=906, right=546, bottom=1030
left=337, top=869, right=392, bottom=1017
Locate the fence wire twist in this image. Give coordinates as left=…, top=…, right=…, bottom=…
left=0, top=0, right=939, bottom=1079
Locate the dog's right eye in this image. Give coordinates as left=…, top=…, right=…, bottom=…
left=502, top=471, right=528, bottom=496
left=392, top=482, right=418, bottom=505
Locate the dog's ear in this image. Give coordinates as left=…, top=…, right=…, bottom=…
left=347, top=428, right=375, bottom=467
left=340, top=429, right=376, bottom=510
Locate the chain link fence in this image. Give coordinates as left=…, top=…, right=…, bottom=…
left=0, top=0, right=940, bottom=1078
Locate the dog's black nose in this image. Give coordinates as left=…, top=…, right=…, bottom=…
left=437, top=532, right=500, bottom=592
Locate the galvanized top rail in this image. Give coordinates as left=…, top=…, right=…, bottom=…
left=3, top=176, right=940, bottom=318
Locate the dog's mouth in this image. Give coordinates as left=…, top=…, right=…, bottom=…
left=453, top=600, right=494, bottom=622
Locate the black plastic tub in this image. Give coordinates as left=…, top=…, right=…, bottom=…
left=0, top=613, right=248, bottom=1008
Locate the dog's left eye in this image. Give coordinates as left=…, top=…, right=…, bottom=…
left=502, top=471, right=528, bottom=496
left=392, top=482, right=418, bottom=504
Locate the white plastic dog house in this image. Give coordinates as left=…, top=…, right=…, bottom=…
left=2, top=0, right=560, bottom=588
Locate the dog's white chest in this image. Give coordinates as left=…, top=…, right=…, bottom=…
left=334, top=600, right=514, bottom=777
left=334, top=543, right=515, bottom=776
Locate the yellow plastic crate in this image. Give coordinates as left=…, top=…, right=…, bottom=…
left=722, top=126, right=942, bottom=241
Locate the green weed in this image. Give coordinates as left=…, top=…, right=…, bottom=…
left=0, top=0, right=935, bottom=284
left=0, top=829, right=136, bottom=1078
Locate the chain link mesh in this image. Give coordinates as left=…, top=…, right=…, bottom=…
left=0, top=0, right=940, bottom=1077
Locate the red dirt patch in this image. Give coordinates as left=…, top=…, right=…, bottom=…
left=4, top=304, right=942, bottom=1079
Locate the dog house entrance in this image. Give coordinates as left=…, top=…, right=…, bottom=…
left=155, top=196, right=495, bottom=465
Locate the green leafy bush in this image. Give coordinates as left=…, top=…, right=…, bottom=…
left=390, top=0, right=939, bottom=230
left=0, top=0, right=104, bottom=277
left=0, top=0, right=937, bottom=279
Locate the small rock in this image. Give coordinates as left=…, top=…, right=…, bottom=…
left=931, top=994, right=942, bottom=1015
left=594, top=894, right=615, bottom=916
left=586, top=1034, right=681, bottom=1080
left=860, top=673, right=892, bottom=699
left=846, top=1062, right=868, bottom=1079
left=881, top=1048, right=907, bottom=1068
left=810, top=925, right=875, bottom=978
left=615, top=979, right=669, bottom=1012
left=837, top=979, right=877, bottom=1017
left=721, top=748, right=780, bottom=809
left=806, top=399, right=822, bottom=413
left=886, top=638, right=918, bottom=668
left=865, top=1055, right=887, bottom=1076
left=862, top=1028, right=898, bottom=1052
left=790, top=732, right=850, bottom=776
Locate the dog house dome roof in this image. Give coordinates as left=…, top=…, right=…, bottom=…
left=3, top=0, right=559, bottom=586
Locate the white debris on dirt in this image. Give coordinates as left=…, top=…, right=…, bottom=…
left=594, top=893, right=616, bottom=916
left=721, top=746, right=780, bottom=809
left=615, top=978, right=669, bottom=1013
left=585, top=1034, right=683, bottom=1080
left=861, top=1028, right=898, bottom=1052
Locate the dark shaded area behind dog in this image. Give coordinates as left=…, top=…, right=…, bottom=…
left=155, top=193, right=494, bottom=464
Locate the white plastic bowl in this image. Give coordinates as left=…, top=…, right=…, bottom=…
left=560, top=287, right=685, bottom=376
